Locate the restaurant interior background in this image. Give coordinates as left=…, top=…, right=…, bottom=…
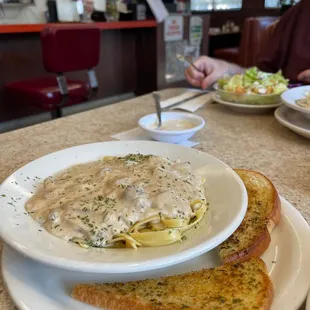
left=0, top=0, right=299, bottom=132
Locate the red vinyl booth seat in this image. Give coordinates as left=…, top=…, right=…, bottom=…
left=5, top=77, right=89, bottom=111
left=214, top=47, right=239, bottom=65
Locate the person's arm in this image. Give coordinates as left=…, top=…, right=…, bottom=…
left=185, top=56, right=245, bottom=90
left=256, top=1, right=307, bottom=81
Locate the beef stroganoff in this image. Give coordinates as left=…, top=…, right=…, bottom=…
left=25, top=154, right=208, bottom=249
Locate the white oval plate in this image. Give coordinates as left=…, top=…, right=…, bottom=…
left=281, top=86, right=310, bottom=115
left=275, top=106, right=310, bottom=139
left=212, top=93, right=281, bottom=113
left=0, top=141, right=247, bottom=273
left=2, top=197, right=310, bottom=310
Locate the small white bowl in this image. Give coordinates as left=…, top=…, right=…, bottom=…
left=139, top=112, right=205, bottom=143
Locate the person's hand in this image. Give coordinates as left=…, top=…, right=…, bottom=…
left=297, top=70, right=310, bottom=83
left=185, top=56, right=243, bottom=90
left=185, top=56, right=230, bottom=89
left=83, top=0, right=94, bottom=13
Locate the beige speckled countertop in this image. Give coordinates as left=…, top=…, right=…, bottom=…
left=0, top=88, right=309, bottom=309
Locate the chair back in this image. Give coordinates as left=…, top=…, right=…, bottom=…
left=238, top=17, right=278, bottom=67
left=41, top=24, right=100, bottom=73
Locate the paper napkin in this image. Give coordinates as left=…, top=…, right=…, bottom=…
left=160, top=91, right=214, bottom=113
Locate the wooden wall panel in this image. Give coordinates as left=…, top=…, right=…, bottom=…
left=135, top=27, right=158, bottom=96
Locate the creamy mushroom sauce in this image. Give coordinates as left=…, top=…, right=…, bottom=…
left=25, top=154, right=207, bottom=247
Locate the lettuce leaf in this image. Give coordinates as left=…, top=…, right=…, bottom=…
left=226, top=74, right=243, bottom=91
left=218, top=67, right=288, bottom=94
left=243, top=67, right=259, bottom=87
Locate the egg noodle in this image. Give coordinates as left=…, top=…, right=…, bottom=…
left=25, top=154, right=208, bottom=249
left=106, top=200, right=208, bottom=249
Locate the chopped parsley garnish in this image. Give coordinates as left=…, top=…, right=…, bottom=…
left=122, top=154, right=152, bottom=163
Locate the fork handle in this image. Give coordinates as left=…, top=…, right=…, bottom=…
left=190, top=62, right=204, bottom=74
left=152, top=92, right=162, bottom=127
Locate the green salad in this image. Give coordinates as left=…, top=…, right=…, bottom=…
left=218, top=67, right=288, bottom=95
left=216, top=67, right=289, bottom=105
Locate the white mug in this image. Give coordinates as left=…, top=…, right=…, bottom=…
left=56, top=0, right=80, bottom=22
left=93, top=0, right=106, bottom=12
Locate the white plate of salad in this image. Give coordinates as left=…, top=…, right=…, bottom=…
left=212, top=93, right=282, bottom=113
left=215, top=67, right=288, bottom=105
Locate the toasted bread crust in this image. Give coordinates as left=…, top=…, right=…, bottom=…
left=220, top=169, right=281, bottom=264
left=73, top=279, right=273, bottom=310
left=267, top=189, right=281, bottom=233
left=73, top=258, right=274, bottom=310
left=73, top=287, right=162, bottom=310
left=260, top=272, right=274, bottom=310
left=222, top=227, right=271, bottom=264
left=235, top=169, right=281, bottom=234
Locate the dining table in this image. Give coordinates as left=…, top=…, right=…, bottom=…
left=0, top=88, right=309, bottom=309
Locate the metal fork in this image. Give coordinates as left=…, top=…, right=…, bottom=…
left=176, top=54, right=204, bottom=74
left=152, top=90, right=213, bottom=129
